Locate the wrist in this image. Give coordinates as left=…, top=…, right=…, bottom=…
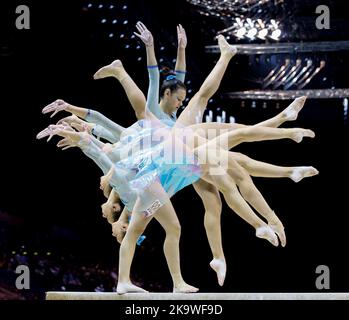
left=66, top=105, right=73, bottom=112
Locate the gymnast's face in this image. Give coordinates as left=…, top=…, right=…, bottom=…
left=165, top=88, right=186, bottom=113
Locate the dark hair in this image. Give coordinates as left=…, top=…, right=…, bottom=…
left=160, top=77, right=186, bottom=98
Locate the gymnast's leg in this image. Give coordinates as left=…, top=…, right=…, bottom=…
left=192, top=179, right=226, bottom=286
left=94, top=59, right=147, bottom=119
left=175, top=35, right=236, bottom=128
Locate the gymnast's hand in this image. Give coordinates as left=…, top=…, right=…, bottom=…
left=112, top=220, right=128, bottom=244
left=56, top=136, right=78, bottom=150
left=134, top=21, right=154, bottom=47
left=36, top=123, right=74, bottom=142
left=100, top=174, right=112, bottom=198
left=56, top=115, right=94, bottom=134
left=42, top=99, right=70, bottom=118
left=177, top=24, right=187, bottom=49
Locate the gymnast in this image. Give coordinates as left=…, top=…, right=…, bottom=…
left=40, top=24, right=312, bottom=288
left=36, top=33, right=316, bottom=296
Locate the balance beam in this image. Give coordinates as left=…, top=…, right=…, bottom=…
left=46, top=292, right=349, bottom=300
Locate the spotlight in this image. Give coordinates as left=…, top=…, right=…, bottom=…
left=123, top=20, right=128, bottom=25
left=112, top=19, right=117, bottom=24
left=270, top=19, right=278, bottom=28
left=257, top=28, right=268, bottom=40
left=101, top=19, right=107, bottom=24
left=246, top=18, right=254, bottom=28
left=109, top=5, right=114, bottom=9
left=235, top=27, right=246, bottom=39
left=98, top=4, right=103, bottom=9
left=269, top=29, right=281, bottom=41
left=235, top=17, right=243, bottom=27
left=109, top=33, right=114, bottom=38
left=246, top=27, right=258, bottom=40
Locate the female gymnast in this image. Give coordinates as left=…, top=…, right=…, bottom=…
left=40, top=23, right=315, bottom=286
left=38, top=33, right=317, bottom=293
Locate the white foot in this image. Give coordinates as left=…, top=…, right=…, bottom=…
left=283, top=96, right=307, bottom=121
left=116, top=282, right=148, bottom=295
left=173, top=282, right=199, bottom=293
left=291, top=166, right=319, bottom=182
left=256, top=226, right=279, bottom=247
left=269, top=222, right=286, bottom=247
left=218, top=35, right=237, bottom=59
left=94, top=59, right=124, bottom=79
left=291, top=129, right=315, bottom=143
left=209, top=259, right=226, bottom=286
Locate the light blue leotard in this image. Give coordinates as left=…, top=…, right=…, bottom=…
left=79, top=66, right=201, bottom=214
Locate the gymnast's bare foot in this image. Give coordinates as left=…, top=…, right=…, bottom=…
left=93, top=59, right=126, bottom=80
left=218, top=35, right=237, bottom=59
left=116, top=282, right=148, bottom=295
left=290, top=128, right=315, bottom=143
left=210, top=258, right=226, bottom=286
left=256, top=225, right=279, bottom=247
left=173, top=282, right=199, bottom=293
left=291, top=166, right=319, bottom=182
left=283, top=96, right=307, bottom=121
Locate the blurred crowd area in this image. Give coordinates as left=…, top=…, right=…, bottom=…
left=0, top=218, right=167, bottom=300
left=0, top=248, right=117, bottom=300
left=0, top=246, right=167, bottom=300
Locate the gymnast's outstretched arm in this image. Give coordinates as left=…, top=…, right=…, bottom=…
left=174, top=24, right=187, bottom=82
left=42, top=99, right=125, bottom=142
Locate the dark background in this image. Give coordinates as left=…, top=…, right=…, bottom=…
left=0, top=0, right=348, bottom=298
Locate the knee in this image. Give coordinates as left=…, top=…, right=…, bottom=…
left=166, top=222, right=181, bottom=238
left=173, top=223, right=181, bottom=237
left=238, top=174, right=255, bottom=197
left=128, top=225, right=146, bottom=239
left=204, top=208, right=221, bottom=228
left=233, top=152, right=247, bottom=164
left=194, top=92, right=209, bottom=105
left=135, top=111, right=145, bottom=120
left=204, top=199, right=222, bottom=217
left=236, top=128, right=251, bottom=139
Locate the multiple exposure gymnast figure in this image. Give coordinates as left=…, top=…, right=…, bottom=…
left=37, top=23, right=318, bottom=293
